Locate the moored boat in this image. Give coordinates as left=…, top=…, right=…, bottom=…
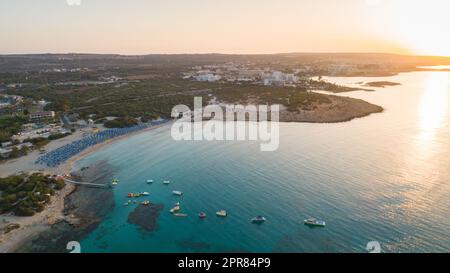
left=141, top=192, right=150, bottom=196
left=198, top=212, right=206, bottom=219
left=172, top=191, right=183, bottom=196
left=216, top=210, right=227, bottom=217
left=170, top=205, right=181, bottom=214
left=163, top=180, right=171, bottom=185
left=141, top=200, right=151, bottom=206
left=304, top=218, right=326, bottom=227
left=251, top=216, right=266, bottom=224
left=173, top=213, right=188, bottom=217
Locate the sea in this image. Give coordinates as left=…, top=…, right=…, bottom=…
left=75, top=71, right=450, bottom=253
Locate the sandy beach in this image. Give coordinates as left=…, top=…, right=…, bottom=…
left=0, top=121, right=171, bottom=253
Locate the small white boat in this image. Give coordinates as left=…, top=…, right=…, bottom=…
left=141, top=200, right=151, bottom=206
left=304, top=218, right=326, bottom=227
left=170, top=205, right=181, bottom=214
left=172, top=191, right=183, bottom=196
left=251, top=216, right=266, bottom=224
left=163, top=180, right=171, bottom=185
left=216, top=210, right=227, bottom=217
left=141, top=192, right=150, bottom=196
left=173, top=213, right=188, bottom=217
left=146, top=179, right=153, bottom=184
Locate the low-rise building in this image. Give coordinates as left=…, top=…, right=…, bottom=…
left=196, top=74, right=221, bottom=82
left=0, top=143, right=33, bottom=158
left=13, top=124, right=69, bottom=142
left=1, top=141, right=13, bottom=148
left=29, top=111, right=55, bottom=121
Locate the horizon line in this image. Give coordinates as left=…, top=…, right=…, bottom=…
left=1, top=51, right=450, bottom=58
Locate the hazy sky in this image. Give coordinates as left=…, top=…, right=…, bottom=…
left=1, top=0, right=450, bottom=55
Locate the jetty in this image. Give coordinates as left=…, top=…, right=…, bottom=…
left=62, top=177, right=111, bottom=189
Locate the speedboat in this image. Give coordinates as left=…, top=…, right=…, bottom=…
left=304, top=218, right=326, bottom=227
left=251, top=216, right=266, bottom=224
left=141, top=192, right=150, bottom=196
left=163, top=180, right=171, bottom=185
left=141, top=200, right=151, bottom=206
left=216, top=210, right=227, bottom=217
left=198, top=212, right=206, bottom=219
left=172, top=191, right=183, bottom=196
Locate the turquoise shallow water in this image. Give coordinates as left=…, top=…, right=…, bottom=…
left=77, top=71, right=450, bottom=253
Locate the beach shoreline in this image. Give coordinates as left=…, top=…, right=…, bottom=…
left=0, top=121, right=172, bottom=253
left=59, top=121, right=173, bottom=175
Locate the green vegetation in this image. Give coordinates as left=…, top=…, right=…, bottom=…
left=9, top=75, right=211, bottom=123
left=307, top=79, right=372, bottom=93
left=213, top=83, right=332, bottom=112
left=0, top=116, right=27, bottom=142
left=287, top=91, right=332, bottom=112
left=47, top=132, right=71, bottom=141
left=21, top=133, right=70, bottom=150
left=0, top=173, right=65, bottom=216
left=7, top=146, right=30, bottom=159
left=2, top=54, right=411, bottom=126
left=104, top=117, right=138, bottom=128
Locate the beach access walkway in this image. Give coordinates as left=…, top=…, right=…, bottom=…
left=62, top=177, right=110, bottom=188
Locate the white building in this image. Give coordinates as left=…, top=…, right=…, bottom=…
left=29, top=111, right=55, bottom=121
left=263, top=71, right=298, bottom=86
left=196, top=74, right=221, bottom=82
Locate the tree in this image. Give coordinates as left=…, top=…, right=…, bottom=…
left=20, top=145, right=29, bottom=156
left=9, top=147, right=20, bottom=158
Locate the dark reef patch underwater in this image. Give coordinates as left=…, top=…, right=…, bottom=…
left=127, top=203, right=164, bottom=232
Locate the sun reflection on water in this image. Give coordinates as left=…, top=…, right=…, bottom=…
left=392, top=72, right=450, bottom=231
left=418, top=72, right=449, bottom=142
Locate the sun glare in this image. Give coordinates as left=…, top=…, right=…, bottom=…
left=419, top=72, right=449, bottom=139
left=386, top=0, right=450, bottom=56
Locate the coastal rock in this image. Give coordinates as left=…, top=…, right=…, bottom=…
left=364, top=81, right=401, bottom=88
